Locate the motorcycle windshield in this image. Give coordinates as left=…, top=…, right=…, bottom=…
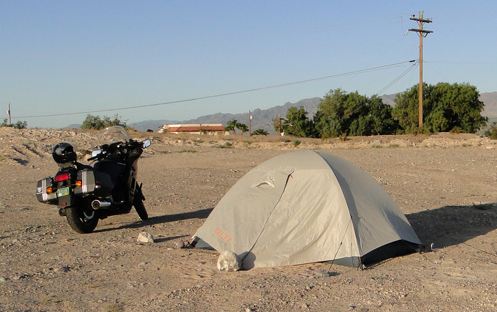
left=97, top=126, right=131, bottom=145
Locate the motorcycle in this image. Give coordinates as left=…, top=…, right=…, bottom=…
left=36, top=126, right=151, bottom=233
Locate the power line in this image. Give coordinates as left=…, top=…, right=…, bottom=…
left=426, top=61, right=497, bottom=65
left=376, top=60, right=418, bottom=95
left=16, top=60, right=415, bottom=119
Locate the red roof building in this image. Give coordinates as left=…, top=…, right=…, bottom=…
left=158, top=124, right=226, bottom=135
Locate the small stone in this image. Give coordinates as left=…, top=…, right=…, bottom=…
left=315, top=271, right=330, bottom=277
left=13, top=274, right=27, bottom=280
left=54, top=266, right=70, bottom=273
left=137, top=232, right=154, bottom=243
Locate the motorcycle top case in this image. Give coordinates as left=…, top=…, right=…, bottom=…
left=36, top=177, right=57, bottom=203
left=73, top=169, right=113, bottom=197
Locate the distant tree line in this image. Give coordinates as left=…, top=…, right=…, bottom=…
left=272, top=82, right=488, bottom=138
left=1, top=119, right=27, bottom=129
left=81, top=114, right=128, bottom=130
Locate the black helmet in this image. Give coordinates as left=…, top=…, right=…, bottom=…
left=52, top=142, right=77, bottom=163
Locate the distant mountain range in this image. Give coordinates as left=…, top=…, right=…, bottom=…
left=480, top=92, right=497, bottom=116
left=128, top=91, right=497, bottom=133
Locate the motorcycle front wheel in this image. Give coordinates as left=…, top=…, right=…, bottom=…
left=65, top=202, right=99, bottom=233
left=133, top=191, right=148, bottom=220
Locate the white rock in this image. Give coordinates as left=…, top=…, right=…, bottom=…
left=137, top=232, right=154, bottom=243
left=217, top=250, right=240, bottom=272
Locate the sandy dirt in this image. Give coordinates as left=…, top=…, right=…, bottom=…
left=1, top=128, right=497, bottom=311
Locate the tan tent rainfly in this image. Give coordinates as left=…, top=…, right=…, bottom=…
left=193, top=150, right=421, bottom=269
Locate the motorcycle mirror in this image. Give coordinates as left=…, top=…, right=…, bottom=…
left=91, top=150, right=102, bottom=157
left=142, top=139, right=151, bottom=149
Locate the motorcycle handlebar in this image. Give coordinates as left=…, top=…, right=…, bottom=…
left=87, top=139, right=149, bottom=162
left=87, top=155, right=99, bottom=161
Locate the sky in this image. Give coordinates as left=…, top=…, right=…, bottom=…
left=1, top=1, right=497, bottom=129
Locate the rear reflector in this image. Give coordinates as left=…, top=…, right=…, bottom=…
left=55, top=173, right=71, bottom=182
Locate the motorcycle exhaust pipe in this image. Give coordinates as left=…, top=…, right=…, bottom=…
left=91, top=199, right=111, bottom=210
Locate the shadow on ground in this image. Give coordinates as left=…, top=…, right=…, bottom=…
left=98, top=204, right=497, bottom=251
left=95, top=208, right=213, bottom=233
left=406, top=204, right=497, bottom=249
left=145, top=207, right=213, bottom=224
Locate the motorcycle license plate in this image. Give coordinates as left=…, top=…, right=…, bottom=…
left=57, top=187, right=70, bottom=197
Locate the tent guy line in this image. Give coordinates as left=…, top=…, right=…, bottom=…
left=327, top=216, right=353, bottom=272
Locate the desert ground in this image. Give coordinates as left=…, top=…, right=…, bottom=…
left=1, top=127, right=497, bottom=311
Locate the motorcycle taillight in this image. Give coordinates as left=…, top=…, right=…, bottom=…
left=55, top=173, right=71, bottom=182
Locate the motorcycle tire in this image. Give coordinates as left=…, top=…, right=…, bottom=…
left=133, top=193, right=148, bottom=220
left=65, top=203, right=99, bottom=234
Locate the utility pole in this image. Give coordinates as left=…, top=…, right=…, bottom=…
left=409, top=11, right=433, bottom=128
left=277, top=114, right=281, bottom=136
left=272, top=114, right=291, bottom=136
left=272, top=114, right=285, bottom=136
left=7, top=103, right=11, bottom=125
left=249, top=110, right=252, bottom=136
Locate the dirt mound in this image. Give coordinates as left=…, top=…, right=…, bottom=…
left=2, top=128, right=495, bottom=167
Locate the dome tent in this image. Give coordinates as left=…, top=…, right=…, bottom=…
left=192, top=150, right=421, bottom=269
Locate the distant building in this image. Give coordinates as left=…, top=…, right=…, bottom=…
left=158, top=124, right=226, bottom=135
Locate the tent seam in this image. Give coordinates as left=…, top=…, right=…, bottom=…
left=240, top=173, right=293, bottom=262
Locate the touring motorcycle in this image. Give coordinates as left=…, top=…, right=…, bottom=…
left=36, top=126, right=150, bottom=233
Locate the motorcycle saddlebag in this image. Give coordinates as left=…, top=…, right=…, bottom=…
left=74, top=169, right=113, bottom=197
left=36, top=177, right=57, bottom=203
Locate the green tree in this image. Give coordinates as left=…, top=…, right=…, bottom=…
left=368, top=95, right=398, bottom=135
left=392, top=83, right=487, bottom=134
left=314, top=89, right=370, bottom=138
left=103, top=114, right=127, bottom=128
left=225, top=120, right=238, bottom=135
left=348, top=115, right=372, bottom=137
left=484, top=122, right=497, bottom=139
left=313, top=89, right=400, bottom=138
left=236, top=122, right=249, bottom=135
left=426, top=82, right=487, bottom=133
left=391, top=84, right=424, bottom=133
left=13, top=121, right=27, bottom=129
left=1, top=119, right=27, bottom=129
left=282, top=106, right=315, bottom=137
left=252, top=129, right=268, bottom=136
left=225, top=120, right=249, bottom=135
left=81, top=114, right=105, bottom=130
left=81, top=114, right=127, bottom=130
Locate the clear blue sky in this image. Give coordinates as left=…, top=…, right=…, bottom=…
left=1, top=1, right=496, bottom=129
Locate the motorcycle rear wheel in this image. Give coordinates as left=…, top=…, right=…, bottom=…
left=133, top=193, right=148, bottom=220
left=65, top=204, right=99, bottom=233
